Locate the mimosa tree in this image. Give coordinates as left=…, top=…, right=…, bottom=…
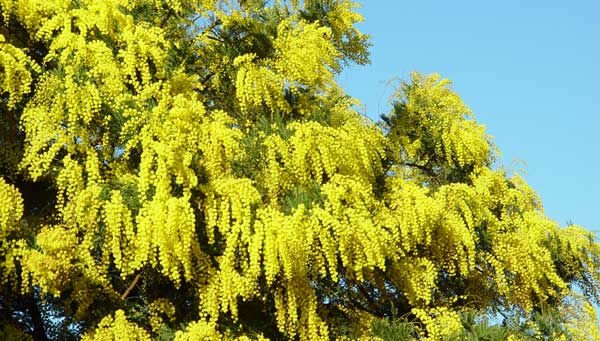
left=1, top=0, right=598, bottom=340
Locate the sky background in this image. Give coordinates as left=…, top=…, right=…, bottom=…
left=338, top=0, right=600, bottom=232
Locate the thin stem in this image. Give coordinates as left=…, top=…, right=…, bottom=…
left=121, top=273, right=142, bottom=300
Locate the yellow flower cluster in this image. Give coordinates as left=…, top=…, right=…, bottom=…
left=327, top=0, right=365, bottom=34
left=119, top=24, right=168, bottom=92
left=286, top=119, right=384, bottom=185
left=390, top=72, right=493, bottom=169
left=432, top=183, right=482, bottom=275
left=194, top=110, right=245, bottom=179
left=17, top=0, right=185, bottom=184
left=20, top=226, right=78, bottom=296
left=412, top=307, right=462, bottom=340
left=491, top=211, right=567, bottom=309
left=174, top=320, right=222, bottom=341
left=272, top=278, right=329, bottom=340
left=381, top=178, right=479, bottom=278
left=372, top=166, right=591, bottom=327
left=148, top=298, right=176, bottom=332
left=103, top=190, right=136, bottom=276
left=81, top=310, right=150, bottom=341
left=201, top=178, right=264, bottom=316
left=137, top=96, right=245, bottom=195
left=234, top=18, right=340, bottom=116
left=136, top=193, right=198, bottom=285
left=6, top=0, right=217, bottom=313
left=0, top=178, right=23, bottom=236
left=202, top=194, right=334, bottom=339
left=563, top=293, right=600, bottom=340
left=253, top=111, right=385, bottom=205
left=191, top=123, right=598, bottom=339
left=0, top=179, right=24, bottom=287
left=262, top=134, right=293, bottom=201
left=390, top=258, right=437, bottom=306
left=176, top=320, right=288, bottom=341
left=274, top=20, right=339, bottom=88
left=0, top=35, right=40, bottom=107
left=20, top=73, right=74, bottom=180
left=557, top=225, right=600, bottom=285
left=383, top=179, right=438, bottom=255
left=235, top=53, right=291, bottom=115
left=315, top=175, right=390, bottom=280
left=137, top=95, right=202, bottom=198
left=469, top=169, right=570, bottom=310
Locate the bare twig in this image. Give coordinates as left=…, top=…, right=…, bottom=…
left=121, top=273, right=142, bottom=300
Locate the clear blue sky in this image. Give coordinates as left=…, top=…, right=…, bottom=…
left=338, top=0, right=600, bottom=232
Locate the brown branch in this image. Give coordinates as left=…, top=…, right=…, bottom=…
left=404, top=162, right=433, bottom=175
left=403, top=161, right=442, bottom=184
left=23, top=294, right=48, bottom=341
left=121, top=273, right=142, bottom=300
left=204, top=34, right=224, bottom=43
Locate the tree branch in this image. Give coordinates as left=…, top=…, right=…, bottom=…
left=22, top=294, right=48, bottom=341
left=121, top=273, right=142, bottom=300
left=403, top=162, right=440, bottom=182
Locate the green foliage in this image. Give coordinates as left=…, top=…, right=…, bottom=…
left=371, top=317, right=418, bottom=341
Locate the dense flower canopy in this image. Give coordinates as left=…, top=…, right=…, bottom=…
left=1, top=0, right=599, bottom=340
